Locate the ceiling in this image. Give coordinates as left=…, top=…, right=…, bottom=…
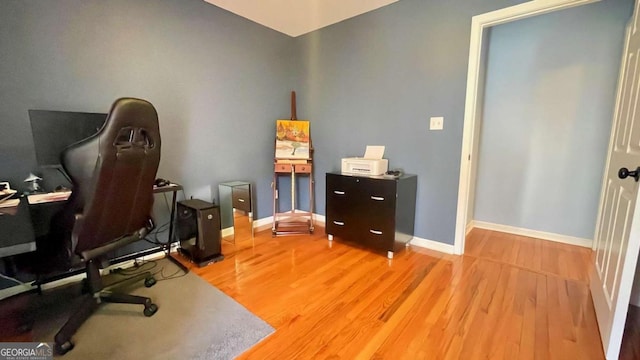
left=203, top=0, right=399, bottom=37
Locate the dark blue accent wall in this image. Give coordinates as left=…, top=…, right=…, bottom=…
left=0, top=0, right=295, bottom=222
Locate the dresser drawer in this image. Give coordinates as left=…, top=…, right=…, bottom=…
left=326, top=216, right=352, bottom=236
left=232, top=187, right=251, bottom=212
left=360, top=226, right=394, bottom=251
left=364, top=193, right=395, bottom=220
left=326, top=186, right=354, bottom=211
left=359, top=177, right=396, bottom=201
left=327, top=174, right=358, bottom=213
left=274, top=163, right=292, bottom=173
left=326, top=173, right=360, bottom=194
left=275, top=163, right=312, bottom=174
left=295, top=163, right=312, bottom=173
left=325, top=172, right=416, bottom=258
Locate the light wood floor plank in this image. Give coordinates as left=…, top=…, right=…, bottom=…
left=178, top=226, right=604, bottom=359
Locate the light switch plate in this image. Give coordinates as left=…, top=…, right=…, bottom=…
left=430, top=116, right=444, bottom=130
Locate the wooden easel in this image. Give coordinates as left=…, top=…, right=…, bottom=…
left=271, top=91, right=315, bottom=236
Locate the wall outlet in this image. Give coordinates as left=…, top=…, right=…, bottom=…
left=430, top=116, right=444, bottom=130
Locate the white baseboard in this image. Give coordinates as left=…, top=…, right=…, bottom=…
left=312, top=213, right=326, bottom=224
left=0, top=281, right=32, bottom=302
left=255, top=213, right=455, bottom=255
left=470, top=220, right=593, bottom=248
left=410, top=236, right=455, bottom=254
left=253, top=216, right=273, bottom=232
left=221, top=226, right=234, bottom=237
left=465, top=222, right=474, bottom=235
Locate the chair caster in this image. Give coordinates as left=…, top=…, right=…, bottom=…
left=144, top=276, right=157, bottom=288
left=144, top=303, right=158, bottom=317
left=55, top=340, right=74, bottom=355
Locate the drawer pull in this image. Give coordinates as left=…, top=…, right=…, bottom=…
left=333, top=221, right=345, bottom=226
left=238, top=199, right=245, bottom=202
left=333, top=190, right=346, bottom=195
left=370, top=196, right=385, bottom=201
left=369, top=229, right=383, bottom=235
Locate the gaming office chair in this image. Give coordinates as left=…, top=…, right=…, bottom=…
left=52, top=98, right=161, bottom=355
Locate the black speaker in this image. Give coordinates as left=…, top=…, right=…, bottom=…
left=176, top=199, right=224, bottom=266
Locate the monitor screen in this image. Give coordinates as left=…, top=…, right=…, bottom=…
left=28, top=110, right=107, bottom=167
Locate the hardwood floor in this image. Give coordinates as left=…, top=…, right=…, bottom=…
left=177, top=227, right=604, bottom=359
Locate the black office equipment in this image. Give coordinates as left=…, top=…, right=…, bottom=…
left=177, top=199, right=224, bottom=267
left=154, top=178, right=170, bottom=187
left=151, top=182, right=189, bottom=274
left=45, top=98, right=161, bottom=355
left=28, top=110, right=107, bottom=167
left=0, top=199, right=36, bottom=258
left=325, top=172, right=417, bottom=259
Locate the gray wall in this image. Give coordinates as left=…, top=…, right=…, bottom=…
left=0, top=0, right=294, bottom=222
left=473, top=1, right=632, bottom=239
left=293, top=0, right=533, bottom=245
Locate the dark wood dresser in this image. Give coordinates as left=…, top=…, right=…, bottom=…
left=325, top=172, right=417, bottom=258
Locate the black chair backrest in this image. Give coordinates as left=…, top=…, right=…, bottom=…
left=61, top=98, right=161, bottom=254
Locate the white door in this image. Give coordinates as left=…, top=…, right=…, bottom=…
left=591, top=1, right=640, bottom=359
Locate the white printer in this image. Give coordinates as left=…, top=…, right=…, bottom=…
left=341, top=145, right=389, bottom=176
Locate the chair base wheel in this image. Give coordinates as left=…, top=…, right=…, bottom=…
left=144, top=276, right=157, bottom=288
left=55, top=340, right=74, bottom=355
left=144, top=303, right=158, bottom=317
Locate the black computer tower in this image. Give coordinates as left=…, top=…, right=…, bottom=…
left=176, top=199, right=224, bottom=266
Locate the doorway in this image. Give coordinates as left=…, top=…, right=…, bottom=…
left=470, top=3, right=627, bottom=249
left=454, top=1, right=637, bottom=358
left=454, top=0, right=612, bottom=254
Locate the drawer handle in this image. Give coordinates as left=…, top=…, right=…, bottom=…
left=369, top=229, right=383, bottom=235
left=370, top=196, right=385, bottom=201
left=333, top=221, right=345, bottom=226
left=238, top=199, right=245, bottom=202
left=334, top=190, right=345, bottom=195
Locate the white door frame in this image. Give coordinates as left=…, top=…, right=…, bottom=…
left=453, top=0, right=601, bottom=255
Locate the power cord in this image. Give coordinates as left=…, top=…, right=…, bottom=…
left=143, top=220, right=171, bottom=245
left=0, top=273, right=30, bottom=287
left=152, top=263, right=188, bottom=282
left=111, top=260, right=158, bottom=275
left=111, top=257, right=187, bottom=282
left=143, top=187, right=187, bottom=246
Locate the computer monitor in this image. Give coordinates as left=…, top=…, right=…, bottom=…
left=28, top=110, right=107, bottom=167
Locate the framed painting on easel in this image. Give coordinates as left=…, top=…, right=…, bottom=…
left=275, top=119, right=310, bottom=160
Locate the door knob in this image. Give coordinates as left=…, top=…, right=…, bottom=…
left=618, top=167, right=640, bottom=182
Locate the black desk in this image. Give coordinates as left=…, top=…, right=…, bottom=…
left=0, top=199, right=36, bottom=257
left=152, top=183, right=183, bottom=245
left=150, top=183, right=188, bottom=273
left=0, top=183, right=184, bottom=268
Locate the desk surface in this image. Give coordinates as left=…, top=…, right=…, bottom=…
left=0, top=198, right=36, bottom=257
left=153, top=183, right=183, bottom=194
left=0, top=184, right=183, bottom=259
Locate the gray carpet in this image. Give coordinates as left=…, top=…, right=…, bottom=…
left=31, top=259, right=274, bottom=359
